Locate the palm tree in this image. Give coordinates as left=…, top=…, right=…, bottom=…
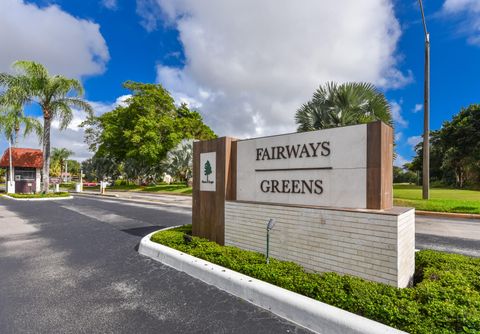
left=0, top=104, right=42, bottom=146
left=52, top=147, right=74, bottom=181
left=0, top=61, right=93, bottom=192
left=163, top=140, right=193, bottom=185
left=295, top=82, right=392, bottom=132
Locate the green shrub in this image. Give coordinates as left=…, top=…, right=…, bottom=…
left=8, top=192, right=70, bottom=199
left=151, top=226, right=480, bottom=333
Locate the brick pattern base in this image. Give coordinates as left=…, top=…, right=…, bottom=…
left=225, top=201, right=415, bottom=288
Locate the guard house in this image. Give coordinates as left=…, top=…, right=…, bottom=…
left=0, top=148, right=43, bottom=193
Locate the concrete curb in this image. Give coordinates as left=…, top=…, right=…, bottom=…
left=73, top=192, right=192, bottom=209
left=139, top=230, right=406, bottom=334
left=2, top=195, right=73, bottom=201
left=71, top=192, right=119, bottom=198
left=416, top=210, right=480, bottom=220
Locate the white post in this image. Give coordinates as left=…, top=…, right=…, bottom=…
left=7, top=138, right=15, bottom=194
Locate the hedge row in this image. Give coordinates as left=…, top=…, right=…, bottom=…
left=151, top=225, right=480, bottom=334
left=7, top=192, right=70, bottom=198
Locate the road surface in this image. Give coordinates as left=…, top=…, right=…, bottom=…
left=0, top=196, right=310, bottom=334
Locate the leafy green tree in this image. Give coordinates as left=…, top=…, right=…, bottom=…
left=175, top=104, right=216, bottom=140
left=393, top=166, right=417, bottom=184
left=0, top=61, right=93, bottom=192
left=84, top=81, right=215, bottom=182
left=0, top=104, right=42, bottom=146
left=409, top=131, right=446, bottom=185
left=410, top=105, right=480, bottom=187
left=295, top=82, right=392, bottom=131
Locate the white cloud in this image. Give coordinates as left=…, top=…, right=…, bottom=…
left=101, top=0, right=118, bottom=10
left=443, top=0, right=480, bottom=46
left=407, top=135, right=422, bottom=148
left=412, top=104, right=423, bottom=113
left=391, top=101, right=408, bottom=128
left=394, top=154, right=409, bottom=167
left=0, top=0, right=110, bottom=78
left=139, top=0, right=412, bottom=137
left=395, top=132, right=403, bottom=142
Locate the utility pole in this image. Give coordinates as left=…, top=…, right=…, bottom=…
left=419, top=0, right=430, bottom=199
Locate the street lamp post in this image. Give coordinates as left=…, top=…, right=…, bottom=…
left=418, top=0, right=430, bottom=200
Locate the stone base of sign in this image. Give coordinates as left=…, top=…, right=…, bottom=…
left=225, top=201, right=415, bottom=288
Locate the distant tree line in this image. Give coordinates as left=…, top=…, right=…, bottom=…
left=405, top=104, right=480, bottom=188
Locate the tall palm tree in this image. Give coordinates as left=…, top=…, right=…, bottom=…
left=0, top=104, right=42, bottom=146
left=295, top=82, right=392, bottom=132
left=0, top=61, right=92, bottom=192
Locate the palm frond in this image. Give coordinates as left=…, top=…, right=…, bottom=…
left=296, top=81, right=392, bottom=131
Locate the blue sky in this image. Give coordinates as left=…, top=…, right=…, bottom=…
left=0, top=0, right=479, bottom=163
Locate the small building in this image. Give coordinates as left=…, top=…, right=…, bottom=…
left=0, top=148, right=43, bottom=193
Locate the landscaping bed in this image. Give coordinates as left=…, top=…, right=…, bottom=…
left=84, top=183, right=192, bottom=195
left=151, top=225, right=480, bottom=334
left=394, top=184, right=480, bottom=214
left=6, top=192, right=71, bottom=199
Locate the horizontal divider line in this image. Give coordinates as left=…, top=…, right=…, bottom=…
left=255, top=167, right=333, bottom=172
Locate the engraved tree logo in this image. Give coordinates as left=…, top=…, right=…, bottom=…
left=203, top=160, right=213, bottom=183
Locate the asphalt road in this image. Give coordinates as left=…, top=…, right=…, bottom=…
left=416, top=215, right=480, bottom=257
left=0, top=196, right=310, bottom=334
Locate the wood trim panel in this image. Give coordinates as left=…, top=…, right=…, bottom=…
left=367, top=121, right=393, bottom=210
left=226, top=140, right=237, bottom=200
left=192, top=137, right=237, bottom=245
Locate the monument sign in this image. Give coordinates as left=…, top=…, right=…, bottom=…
left=192, top=122, right=414, bottom=288
left=237, top=124, right=367, bottom=208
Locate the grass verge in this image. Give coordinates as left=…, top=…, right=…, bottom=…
left=6, top=192, right=70, bottom=199
left=85, top=183, right=192, bottom=195
left=394, top=184, right=480, bottom=214
left=151, top=225, right=480, bottom=334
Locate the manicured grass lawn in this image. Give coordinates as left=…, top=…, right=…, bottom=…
left=85, top=183, right=192, bottom=195
left=6, top=192, right=70, bottom=199
left=151, top=225, right=480, bottom=334
left=394, top=184, right=480, bottom=214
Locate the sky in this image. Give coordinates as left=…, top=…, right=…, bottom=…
left=0, top=0, right=479, bottom=164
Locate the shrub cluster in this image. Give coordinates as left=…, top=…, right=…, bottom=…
left=151, top=225, right=480, bottom=333
left=8, top=192, right=70, bottom=198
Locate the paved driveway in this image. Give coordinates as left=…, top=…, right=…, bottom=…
left=0, top=196, right=310, bottom=334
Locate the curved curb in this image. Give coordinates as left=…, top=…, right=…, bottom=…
left=416, top=210, right=480, bottom=220
left=2, top=195, right=73, bottom=201
left=139, top=230, right=406, bottom=334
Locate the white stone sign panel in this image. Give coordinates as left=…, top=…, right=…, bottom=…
left=200, top=152, right=216, bottom=192
left=236, top=124, right=367, bottom=208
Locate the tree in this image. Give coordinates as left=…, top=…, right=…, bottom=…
left=163, top=140, right=193, bottom=185
left=0, top=61, right=93, bottom=192
left=51, top=148, right=73, bottom=181
left=84, top=81, right=215, bottom=183
left=409, top=104, right=480, bottom=187
left=393, top=166, right=417, bottom=184
left=295, top=82, right=392, bottom=131
left=0, top=104, right=42, bottom=146
left=66, top=159, right=81, bottom=177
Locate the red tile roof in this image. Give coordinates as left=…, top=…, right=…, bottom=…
left=0, top=148, right=43, bottom=168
